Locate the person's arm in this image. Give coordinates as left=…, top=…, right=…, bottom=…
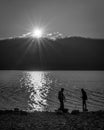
left=63, top=94, right=66, bottom=101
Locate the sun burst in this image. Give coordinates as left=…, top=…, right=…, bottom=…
left=31, top=28, right=44, bottom=38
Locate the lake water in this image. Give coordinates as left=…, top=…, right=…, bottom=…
left=0, top=71, right=104, bottom=112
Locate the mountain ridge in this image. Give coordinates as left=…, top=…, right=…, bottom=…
left=0, top=36, right=104, bottom=70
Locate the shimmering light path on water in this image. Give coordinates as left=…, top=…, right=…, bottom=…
left=20, top=71, right=52, bottom=111
left=0, top=71, right=104, bottom=112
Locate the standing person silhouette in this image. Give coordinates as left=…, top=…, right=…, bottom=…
left=81, top=88, right=88, bottom=112
left=58, top=88, right=65, bottom=112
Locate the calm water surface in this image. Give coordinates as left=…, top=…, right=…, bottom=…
left=0, top=71, right=104, bottom=112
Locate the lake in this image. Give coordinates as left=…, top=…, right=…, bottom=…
left=0, top=71, right=104, bottom=112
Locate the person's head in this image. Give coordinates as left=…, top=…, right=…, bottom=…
left=81, top=88, right=84, bottom=92
left=61, top=88, right=64, bottom=92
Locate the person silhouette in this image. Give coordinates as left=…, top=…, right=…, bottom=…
left=81, top=88, right=88, bottom=112
left=58, top=88, right=65, bottom=112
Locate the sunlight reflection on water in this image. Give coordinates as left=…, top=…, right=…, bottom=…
left=0, top=71, right=104, bottom=112
left=20, top=71, right=52, bottom=111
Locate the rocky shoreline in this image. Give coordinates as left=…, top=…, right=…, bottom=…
left=0, top=110, right=104, bottom=130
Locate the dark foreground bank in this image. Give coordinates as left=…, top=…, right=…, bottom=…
left=0, top=110, right=104, bottom=130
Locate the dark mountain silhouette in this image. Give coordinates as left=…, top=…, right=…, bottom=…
left=0, top=36, right=104, bottom=70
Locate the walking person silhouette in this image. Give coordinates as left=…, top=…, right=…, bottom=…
left=81, top=88, right=88, bottom=112
left=58, top=88, right=65, bottom=112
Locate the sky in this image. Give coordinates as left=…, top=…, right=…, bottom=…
left=0, top=0, right=104, bottom=39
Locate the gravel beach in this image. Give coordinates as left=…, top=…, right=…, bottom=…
left=0, top=110, right=104, bottom=130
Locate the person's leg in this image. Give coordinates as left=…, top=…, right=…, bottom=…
left=83, top=100, right=86, bottom=111
left=60, top=100, right=64, bottom=111
left=85, top=100, right=87, bottom=110
left=61, top=100, right=64, bottom=111
left=59, top=100, right=62, bottom=110
left=82, top=100, right=85, bottom=112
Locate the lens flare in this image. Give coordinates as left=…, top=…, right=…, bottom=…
left=32, top=28, right=43, bottom=38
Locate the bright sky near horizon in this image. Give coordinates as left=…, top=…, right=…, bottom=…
left=0, top=0, right=104, bottom=39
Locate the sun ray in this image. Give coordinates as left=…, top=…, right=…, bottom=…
left=16, top=38, right=37, bottom=65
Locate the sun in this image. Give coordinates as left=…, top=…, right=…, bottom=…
left=32, top=28, right=43, bottom=38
